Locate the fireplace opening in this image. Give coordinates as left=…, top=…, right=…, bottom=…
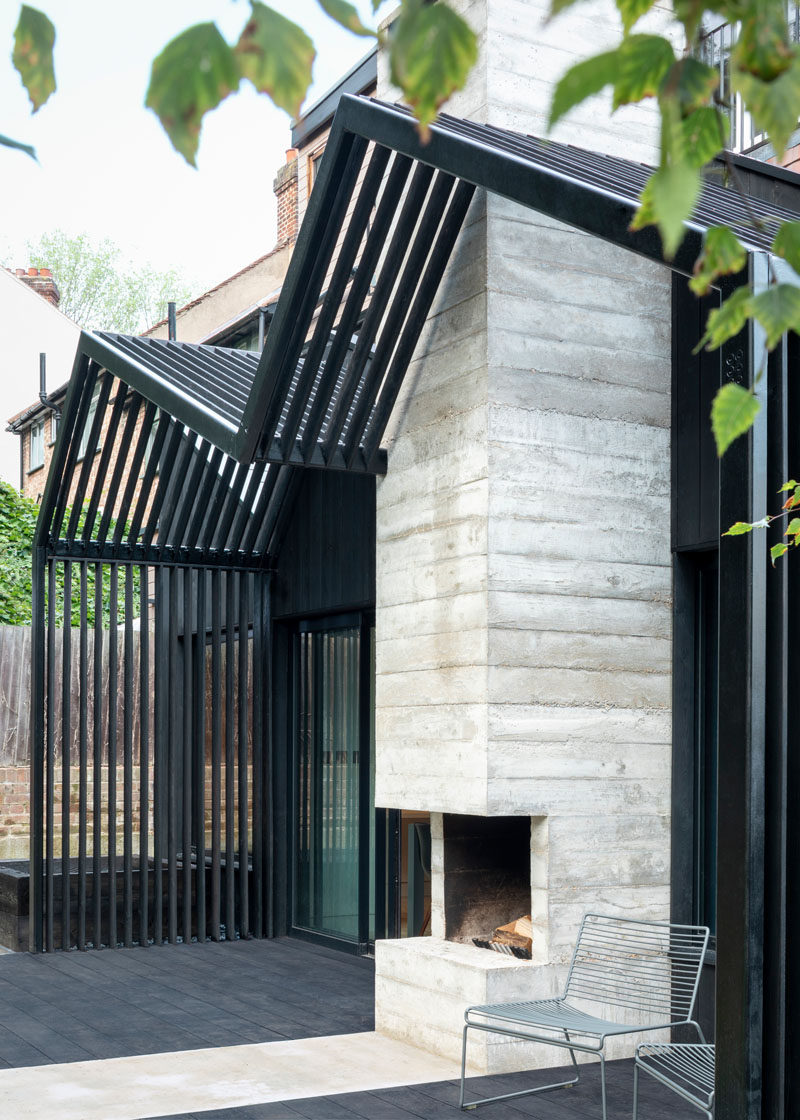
left=443, top=814, right=531, bottom=947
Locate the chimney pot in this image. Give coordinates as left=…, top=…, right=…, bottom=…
left=15, top=268, right=24, bottom=276
left=28, top=267, right=37, bottom=276
left=39, top=268, right=51, bottom=278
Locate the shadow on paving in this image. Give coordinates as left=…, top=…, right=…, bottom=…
left=151, top=1058, right=702, bottom=1120
left=0, top=938, right=374, bottom=1068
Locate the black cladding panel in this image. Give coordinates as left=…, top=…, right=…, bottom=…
left=272, top=468, right=375, bottom=618
left=673, top=276, right=721, bottom=551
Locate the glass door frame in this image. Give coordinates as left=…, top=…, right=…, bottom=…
left=288, top=610, right=397, bottom=954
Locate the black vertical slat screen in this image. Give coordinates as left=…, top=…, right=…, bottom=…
left=238, top=575, right=250, bottom=937
left=108, top=565, right=118, bottom=947
left=182, top=570, right=193, bottom=945
left=194, top=570, right=207, bottom=941
left=77, top=564, right=88, bottom=951
left=33, top=367, right=279, bottom=953
left=60, top=561, right=71, bottom=951
left=139, top=566, right=150, bottom=948
left=225, top=572, right=236, bottom=939
left=123, top=566, right=135, bottom=947
left=211, top=568, right=223, bottom=942
left=45, top=561, right=55, bottom=952
left=92, top=565, right=103, bottom=947
left=38, top=554, right=265, bottom=949
left=168, top=567, right=179, bottom=944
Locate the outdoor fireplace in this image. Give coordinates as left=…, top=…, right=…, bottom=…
left=442, top=814, right=531, bottom=945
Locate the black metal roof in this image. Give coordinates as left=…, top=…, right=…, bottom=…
left=58, top=94, right=796, bottom=500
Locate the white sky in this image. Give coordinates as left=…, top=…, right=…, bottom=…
left=0, top=0, right=388, bottom=296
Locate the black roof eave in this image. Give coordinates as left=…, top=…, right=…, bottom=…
left=79, top=330, right=242, bottom=459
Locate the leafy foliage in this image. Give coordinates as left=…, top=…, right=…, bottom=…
left=146, top=24, right=241, bottom=167
left=690, top=227, right=747, bottom=296
left=0, top=482, right=40, bottom=625
left=316, top=0, right=376, bottom=38
left=389, top=0, right=477, bottom=137
left=235, top=4, right=316, bottom=119
left=25, top=230, right=194, bottom=333
left=12, top=5, right=55, bottom=113
left=8, top=3, right=479, bottom=167
left=723, top=481, right=800, bottom=564
left=711, top=382, right=761, bottom=457
left=0, top=482, right=140, bottom=627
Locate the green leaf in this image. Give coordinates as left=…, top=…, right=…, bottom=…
left=0, top=132, right=37, bottom=160
left=724, top=520, right=756, bottom=536
left=548, top=0, right=581, bottom=14
left=696, top=285, right=753, bottom=351
left=689, top=227, right=747, bottom=296
left=666, top=57, right=719, bottom=116
left=772, top=222, right=800, bottom=273
left=778, top=479, right=798, bottom=492
left=733, top=3, right=793, bottom=81
left=680, top=106, right=724, bottom=168
left=712, top=382, right=760, bottom=456
left=316, top=0, right=376, bottom=37
left=236, top=3, right=315, bottom=119
left=612, top=35, right=675, bottom=109
left=750, top=283, right=800, bottom=348
left=549, top=50, right=619, bottom=129
left=638, top=162, right=700, bottom=259
left=615, top=0, right=657, bottom=34
left=733, top=47, right=800, bottom=160
left=13, top=5, right=56, bottom=113
left=389, top=0, right=478, bottom=136
left=672, top=0, right=706, bottom=42
left=771, top=542, right=789, bottom=564
left=787, top=517, right=800, bottom=536
left=147, top=23, right=241, bottom=166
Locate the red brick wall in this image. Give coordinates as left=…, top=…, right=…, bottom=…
left=0, top=763, right=254, bottom=860
left=273, top=148, right=299, bottom=245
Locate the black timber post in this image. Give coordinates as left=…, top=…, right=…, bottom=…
left=29, top=543, right=46, bottom=951
left=785, top=330, right=800, bottom=1118
left=715, top=257, right=769, bottom=1120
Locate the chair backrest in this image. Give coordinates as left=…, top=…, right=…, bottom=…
left=564, top=913, right=710, bottom=1027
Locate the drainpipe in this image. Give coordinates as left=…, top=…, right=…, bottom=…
left=168, top=301, right=177, bottom=341
left=38, top=352, right=61, bottom=424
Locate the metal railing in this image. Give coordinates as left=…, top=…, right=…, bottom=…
left=698, top=3, right=800, bottom=152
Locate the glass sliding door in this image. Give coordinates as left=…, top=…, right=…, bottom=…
left=293, top=618, right=365, bottom=945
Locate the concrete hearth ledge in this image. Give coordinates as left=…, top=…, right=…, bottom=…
left=0, top=1032, right=462, bottom=1120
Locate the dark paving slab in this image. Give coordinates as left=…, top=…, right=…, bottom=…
left=0, top=937, right=374, bottom=1067
left=150, top=1058, right=700, bottom=1120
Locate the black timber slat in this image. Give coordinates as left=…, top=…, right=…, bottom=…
left=278, top=143, right=391, bottom=459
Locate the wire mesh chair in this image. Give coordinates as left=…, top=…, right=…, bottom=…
left=459, top=913, right=710, bottom=1118
left=634, top=1042, right=715, bottom=1118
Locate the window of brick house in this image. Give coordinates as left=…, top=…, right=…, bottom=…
left=29, top=420, right=45, bottom=471
left=50, top=412, right=59, bottom=445
left=308, top=147, right=325, bottom=193
left=78, top=382, right=102, bottom=460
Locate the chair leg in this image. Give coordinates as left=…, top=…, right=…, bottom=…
left=458, top=1022, right=581, bottom=1111
left=632, top=1061, right=640, bottom=1120
left=459, top=1024, right=470, bottom=1109
left=689, top=1020, right=708, bottom=1044
left=599, top=1052, right=608, bottom=1120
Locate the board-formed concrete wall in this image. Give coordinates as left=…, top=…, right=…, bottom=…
left=374, top=0, right=674, bottom=1066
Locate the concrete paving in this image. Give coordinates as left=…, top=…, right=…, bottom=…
left=0, top=1031, right=461, bottom=1120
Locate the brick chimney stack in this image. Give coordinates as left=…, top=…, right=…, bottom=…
left=273, top=148, right=299, bottom=245
left=11, top=266, right=61, bottom=307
